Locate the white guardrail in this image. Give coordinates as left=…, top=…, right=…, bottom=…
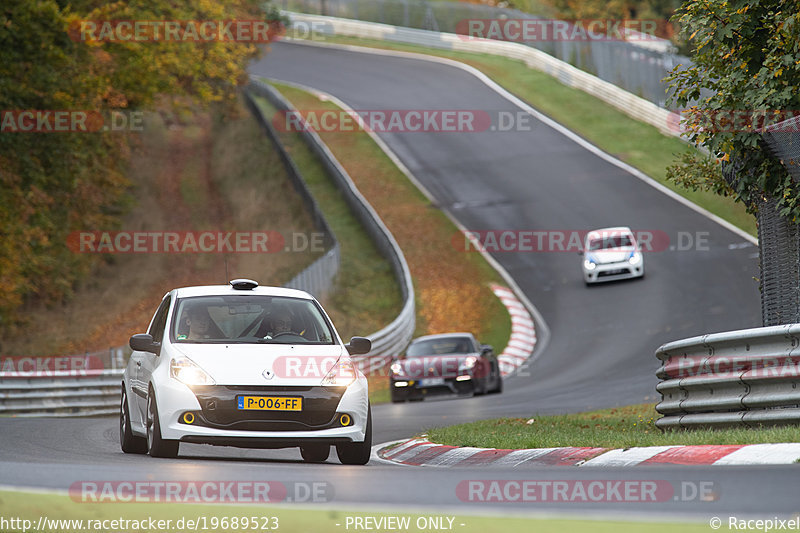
left=0, top=348, right=129, bottom=417
left=0, top=81, right=416, bottom=417
left=655, top=324, right=800, bottom=429
left=286, top=12, right=682, bottom=138
left=0, top=371, right=124, bottom=417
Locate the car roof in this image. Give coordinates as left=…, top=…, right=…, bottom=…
left=172, top=284, right=315, bottom=300
left=410, top=332, right=476, bottom=343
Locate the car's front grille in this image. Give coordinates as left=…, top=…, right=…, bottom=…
left=598, top=268, right=630, bottom=277
left=189, top=385, right=346, bottom=430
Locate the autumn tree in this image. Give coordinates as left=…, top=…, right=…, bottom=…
left=665, top=0, right=800, bottom=324
left=0, top=0, right=283, bottom=329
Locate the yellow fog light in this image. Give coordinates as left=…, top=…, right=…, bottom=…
left=340, top=414, right=352, bottom=426
left=182, top=412, right=195, bottom=424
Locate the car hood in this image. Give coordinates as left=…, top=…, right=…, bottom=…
left=588, top=248, right=634, bottom=264
left=171, top=343, right=348, bottom=386
left=396, top=354, right=476, bottom=378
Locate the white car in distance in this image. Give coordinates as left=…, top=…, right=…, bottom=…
left=580, top=227, right=645, bottom=285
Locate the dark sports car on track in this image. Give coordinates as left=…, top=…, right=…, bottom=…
left=389, top=333, right=502, bottom=402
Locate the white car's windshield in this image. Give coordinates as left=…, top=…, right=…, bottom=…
left=171, top=295, right=335, bottom=344
left=588, top=235, right=634, bottom=251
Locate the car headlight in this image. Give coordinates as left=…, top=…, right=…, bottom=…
left=170, top=356, right=215, bottom=386
left=390, top=362, right=403, bottom=375
left=628, top=251, right=642, bottom=264
left=459, top=356, right=478, bottom=371
left=583, top=259, right=597, bottom=271
left=322, top=358, right=357, bottom=387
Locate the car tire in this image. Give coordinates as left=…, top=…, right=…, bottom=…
left=490, top=373, right=503, bottom=394
left=120, top=386, right=147, bottom=454
left=146, top=390, right=179, bottom=458
left=336, top=405, right=372, bottom=465
left=300, top=444, right=330, bottom=463
left=489, top=363, right=503, bottom=394
left=390, top=391, right=405, bottom=403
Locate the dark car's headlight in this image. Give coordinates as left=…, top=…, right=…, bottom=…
left=459, top=356, right=478, bottom=372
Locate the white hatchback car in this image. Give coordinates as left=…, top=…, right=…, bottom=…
left=580, top=227, right=645, bottom=284
left=120, top=279, right=373, bottom=464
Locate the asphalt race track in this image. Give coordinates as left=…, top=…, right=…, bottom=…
left=248, top=42, right=761, bottom=439
left=1, top=41, right=785, bottom=519
left=1, top=416, right=799, bottom=517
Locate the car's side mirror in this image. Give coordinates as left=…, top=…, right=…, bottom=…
left=346, top=336, right=372, bottom=355
left=130, top=333, right=160, bottom=354
left=481, top=344, right=494, bottom=356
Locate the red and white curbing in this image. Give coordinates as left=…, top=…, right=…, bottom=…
left=379, top=438, right=800, bottom=467
left=490, top=283, right=536, bottom=377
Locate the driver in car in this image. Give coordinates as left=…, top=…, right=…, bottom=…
left=258, top=307, right=308, bottom=340
left=271, top=310, right=294, bottom=335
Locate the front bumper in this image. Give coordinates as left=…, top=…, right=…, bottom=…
left=583, top=261, right=644, bottom=283
left=391, top=376, right=474, bottom=398
left=154, top=377, right=369, bottom=446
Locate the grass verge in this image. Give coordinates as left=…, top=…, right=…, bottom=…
left=0, top=489, right=712, bottom=533
left=290, top=34, right=757, bottom=236
left=424, top=403, right=800, bottom=449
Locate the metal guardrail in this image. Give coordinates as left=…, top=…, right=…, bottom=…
left=0, top=370, right=123, bottom=417
left=282, top=12, right=681, bottom=138
left=655, top=324, right=800, bottom=429
left=248, top=78, right=416, bottom=372
left=0, top=348, right=129, bottom=416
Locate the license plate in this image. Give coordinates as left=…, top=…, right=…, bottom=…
left=419, top=378, right=444, bottom=387
left=237, top=396, right=302, bottom=411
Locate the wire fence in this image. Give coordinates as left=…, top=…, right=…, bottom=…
left=277, top=0, right=689, bottom=108
left=759, top=115, right=800, bottom=325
